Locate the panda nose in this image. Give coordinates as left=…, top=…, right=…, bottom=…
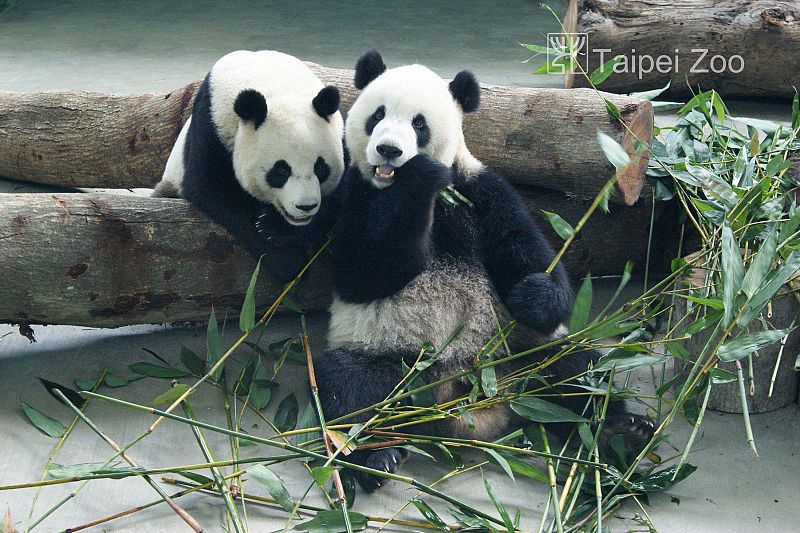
left=376, top=144, right=403, bottom=159
left=295, top=203, right=319, bottom=213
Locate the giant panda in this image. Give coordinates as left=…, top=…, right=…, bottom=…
left=314, top=50, right=656, bottom=491
left=153, top=50, right=345, bottom=282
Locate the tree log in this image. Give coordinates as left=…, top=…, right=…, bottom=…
left=0, top=62, right=653, bottom=205
left=564, top=0, right=800, bottom=100
left=0, top=191, right=677, bottom=328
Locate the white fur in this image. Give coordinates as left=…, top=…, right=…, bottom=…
left=345, top=64, right=482, bottom=188
left=161, top=116, right=191, bottom=195
left=329, top=261, right=505, bottom=364
left=158, top=50, right=344, bottom=224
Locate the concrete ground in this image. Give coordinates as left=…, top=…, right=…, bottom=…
left=1, top=1, right=798, bottom=532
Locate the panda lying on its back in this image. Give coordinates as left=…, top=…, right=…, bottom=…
left=315, top=50, right=655, bottom=491
left=153, top=50, right=344, bottom=283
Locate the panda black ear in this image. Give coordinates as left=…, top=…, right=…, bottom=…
left=354, top=49, right=386, bottom=90
left=449, top=71, right=480, bottom=113
left=312, top=86, right=340, bottom=121
left=234, top=89, right=268, bottom=129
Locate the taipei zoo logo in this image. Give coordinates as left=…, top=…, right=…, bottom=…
left=545, top=33, right=745, bottom=79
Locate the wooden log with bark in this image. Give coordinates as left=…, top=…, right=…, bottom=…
left=0, top=63, right=653, bottom=205
left=0, top=191, right=678, bottom=328
left=564, top=0, right=800, bottom=99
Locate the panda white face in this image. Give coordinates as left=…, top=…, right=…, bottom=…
left=345, top=52, right=481, bottom=189
left=233, top=113, right=343, bottom=225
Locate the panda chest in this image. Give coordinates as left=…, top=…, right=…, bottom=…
left=431, top=200, right=479, bottom=260
left=327, top=259, right=502, bottom=361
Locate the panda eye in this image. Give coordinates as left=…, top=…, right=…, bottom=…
left=412, top=115, right=427, bottom=130
left=314, top=156, right=331, bottom=184
left=374, top=107, right=385, bottom=121
left=266, top=160, right=292, bottom=188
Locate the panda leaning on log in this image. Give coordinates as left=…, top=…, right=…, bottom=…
left=314, top=50, right=656, bottom=491
left=153, top=50, right=345, bottom=283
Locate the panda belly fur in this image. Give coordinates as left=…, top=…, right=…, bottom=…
left=328, top=259, right=514, bottom=440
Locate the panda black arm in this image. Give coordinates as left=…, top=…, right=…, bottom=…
left=331, top=155, right=452, bottom=302
left=461, top=168, right=573, bottom=333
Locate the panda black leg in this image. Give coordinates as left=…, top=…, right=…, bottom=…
left=314, top=347, right=410, bottom=492
left=534, top=349, right=655, bottom=459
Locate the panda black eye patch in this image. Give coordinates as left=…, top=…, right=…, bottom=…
left=412, top=113, right=430, bottom=147
left=266, top=160, right=292, bottom=188
left=365, top=105, right=386, bottom=135
left=314, top=156, right=331, bottom=183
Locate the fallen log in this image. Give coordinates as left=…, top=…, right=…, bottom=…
left=0, top=191, right=677, bottom=328
left=0, top=63, right=653, bottom=205
left=564, top=0, right=800, bottom=100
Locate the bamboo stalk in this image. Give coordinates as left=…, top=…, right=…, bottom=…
left=51, top=389, right=204, bottom=532
left=300, top=314, right=353, bottom=532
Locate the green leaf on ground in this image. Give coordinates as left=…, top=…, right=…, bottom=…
left=248, top=464, right=294, bottom=512
left=20, top=401, right=66, bottom=438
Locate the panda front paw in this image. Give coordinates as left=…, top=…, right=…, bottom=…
left=255, top=209, right=298, bottom=248
left=395, top=154, right=453, bottom=192
left=350, top=448, right=407, bottom=492
left=505, top=272, right=572, bottom=334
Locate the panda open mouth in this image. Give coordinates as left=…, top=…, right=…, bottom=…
left=373, top=164, right=395, bottom=182
left=276, top=203, right=313, bottom=226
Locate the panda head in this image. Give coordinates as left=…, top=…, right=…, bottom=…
left=230, top=85, right=344, bottom=225
left=345, top=49, right=481, bottom=189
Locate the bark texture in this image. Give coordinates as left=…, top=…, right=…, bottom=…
left=564, top=0, right=800, bottom=100
left=0, top=191, right=677, bottom=328
left=0, top=63, right=653, bottom=205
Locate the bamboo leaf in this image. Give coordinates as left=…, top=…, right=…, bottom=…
left=589, top=55, right=623, bottom=85
left=510, top=397, right=588, bottom=423
left=247, top=464, right=294, bottom=512
left=249, top=362, right=274, bottom=410
left=294, top=510, right=368, bottom=532
left=39, top=378, right=86, bottom=408
left=411, top=499, right=450, bottom=532
left=541, top=210, right=575, bottom=240
left=239, top=257, right=261, bottom=333
left=295, top=400, right=320, bottom=449
left=483, top=475, right=514, bottom=533
left=48, top=462, right=122, bottom=479
left=207, top=307, right=224, bottom=382
left=604, top=99, right=621, bottom=120
left=274, top=393, right=299, bottom=432
left=742, top=225, right=778, bottom=298
left=738, top=252, right=800, bottom=327
left=519, top=42, right=552, bottom=55
left=792, top=91, right=799, bottom=130
left=496, top=452, right=548, bottom=482
left=3, top=507, right=16, bottom=533
left=481, top=365, right=498, bottom=398
left=326, top=429, right=357, bottom=456
left=569, top=274, right=593, bottom=334
left=483, top=449, right=515, bottom=482
left=717, top=329, right=788, bottom=362
left=594, top=353, right=670, bottom=373
left=179, top=471, right=214, bottom=485
left=20, top=401, right=66, bottom=438
left=74, top=377, right=100, bottom=391
left=311, top=466, right=335, bottom=487
left=180, top=346, right=206, bottom=376
left=721, top=224, right=744, bottom=327
left=129, top=362, right=189, bottom=379
left=629, top=81, right=671, bottom=101
left=597, top=131, right=629, bottom=171
left=153, top=384, right=193, bottom=408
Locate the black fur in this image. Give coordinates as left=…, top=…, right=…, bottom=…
left=179, top=76, right=311, bottom=283
left=448, top=70, right=480, bottom=113
left=266, top=160, right=292, bottom=188
left=458, top=168, right=573, bottom=333
left=233, top=88, right=267, bottom=129
left=330, top=155, right=452, bottom=303
left=364, top=105, right=385, bottom=136
left=412, top=113, right=431, bottom=147
left=312, top=85, right=340, bottom=120
left=315, top=347, right=411, bottom=491
left=314, top=156, right=331, bottom=184
left=354, top=49, right=387, bottom=89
